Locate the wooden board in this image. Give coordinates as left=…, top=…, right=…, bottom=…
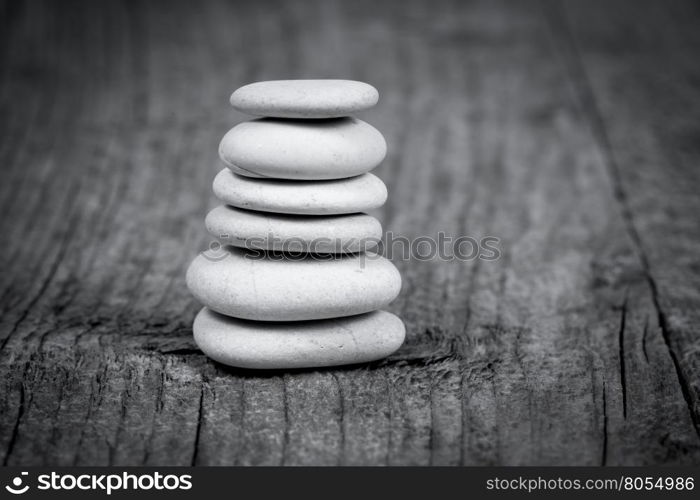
left=1, top=0, right=699, bottom=465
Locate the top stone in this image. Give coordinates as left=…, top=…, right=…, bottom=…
left=230, top=80, right=379, bottom=119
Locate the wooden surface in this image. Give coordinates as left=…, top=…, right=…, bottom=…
left=1, top=0, right=699, bottom=466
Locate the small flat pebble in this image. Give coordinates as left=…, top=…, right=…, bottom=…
left=186, top=246, right=401, bottom=321
left=219, top=117, right=386, bottom=180
left=205, top=205, right=381, bottom=253
left=213, top=169, right=388, bottom=215
left=230, top=79, right=379, bottom=119
left=193, top=308, right=405, bottom=369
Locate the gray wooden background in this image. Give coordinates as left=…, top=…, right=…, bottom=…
left=1, top=0, right=699, bottom=466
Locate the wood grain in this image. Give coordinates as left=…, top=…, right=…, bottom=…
left=1, top=0, right=699, bottom=465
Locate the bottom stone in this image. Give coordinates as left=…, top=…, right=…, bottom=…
left=193, top=307, right=405, bottom=369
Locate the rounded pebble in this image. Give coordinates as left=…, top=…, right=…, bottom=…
left=193, top=308, right=405, bottom=369
left=205, top=205, right=381, bottom=253
left=213, top=169, right=388, bottom=215
left=230, top=79, right=379, bottom=119
left=186, top=246, right=402, bottom=321
left=219, top=117, right=386, bottom=180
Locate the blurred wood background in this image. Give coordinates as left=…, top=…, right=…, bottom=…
left=1, top=0, right=699, bottom=465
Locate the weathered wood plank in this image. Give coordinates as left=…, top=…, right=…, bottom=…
left=0, top=0, right=699, bottom=466
left=558, top=0, right=700, bottom=442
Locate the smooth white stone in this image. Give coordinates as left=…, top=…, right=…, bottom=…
left=205, top=205, right=381, bottom=253
left=219, top=117, right=386, bottom=180
left=186, top=247, right=402, bottom=321
left=193, top=308, right=405, bottom=369
left=230, top=79, right=379, bottom=119
left=213, top=169, right=388, bottom=215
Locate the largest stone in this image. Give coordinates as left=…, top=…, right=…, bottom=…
left=193, top=308, right=405, bottom=369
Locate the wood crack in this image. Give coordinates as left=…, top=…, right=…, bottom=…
left=618, top=299, right=628, bottom=419
left=1, top=365, right=27, bottom=466
left=641, top=316, right=650, bottom=364
left=190, top=383, right=205, bottom=466
left=601, top=379, right=608, bottom=466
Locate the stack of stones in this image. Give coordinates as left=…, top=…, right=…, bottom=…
left=186, top=80, right=404, bottom=369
